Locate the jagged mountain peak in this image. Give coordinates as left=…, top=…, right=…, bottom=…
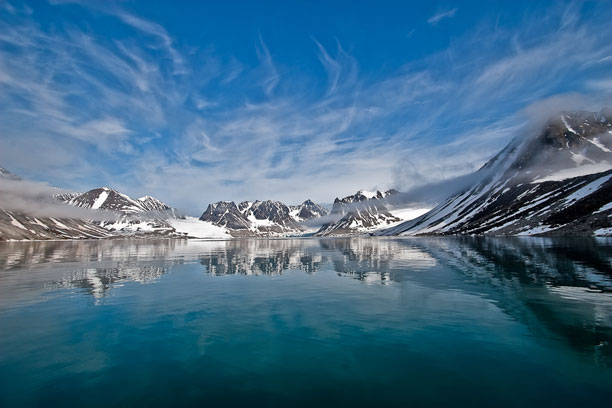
left=494, top=110, right=612, bottom=182
left=67, top=187, right=143, bottom=213
left=137, top=195, right=172, bottom=212
left=200, top=201, right=250, bottom=231
left=63, top=187, right=179, bottom=219
left=201, top=198, right=329, bottom=236
left=331, top=189, right=399, bottom=215
left=316, top=189, right=402, bottom=236
left=289, top=199, right=329, bottom=222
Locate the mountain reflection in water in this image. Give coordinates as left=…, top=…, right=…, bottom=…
left=0, top=237, right=611, bottom=406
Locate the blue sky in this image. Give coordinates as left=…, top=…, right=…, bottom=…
left=1, top=0, right=612, bottom=214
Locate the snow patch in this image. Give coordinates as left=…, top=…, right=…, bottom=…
left=596, top=202, right=612, bottom=213
left=246, top=213, right=275, bottom=228
left=91, top=190, right=109, bottom=209
left=168, top=217, right=231, bottom=239
left=561, top=115, right=578, bottom=134
left=289, top=208, right=302, bottom=222
left=50, top=218, right=69, bottom=229
left=563, top=173, right=612, bottom=204
left=587, top=137, right=611, bottom=153
left=32, top=218, right=47, bottom=228
left=358, top=190, right=377, bottom=199
left=8, top=214, right=26, bottom=230
left=389, top=207, right=431, bottom=222
left=594, top=227, right=612, bottom=236
left=570, top=152, right=595, bottom=165
left=517, top=224, right=558, bottom=235
left=533, top=162, right=612, bottom=183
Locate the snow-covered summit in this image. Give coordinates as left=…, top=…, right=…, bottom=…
left=63, top=187, right=179, bottom=217
left=379, top=109, right=612, bottom=236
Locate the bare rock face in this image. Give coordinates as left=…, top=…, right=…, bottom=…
left=199, top=201, right=251, bottom=230
left=289, top=199, right=328, bottom=221
left=380, top=109, right=612, bottom=236
left=200, top=199, right=327, bottom=236
left=329, top=189, right=397, bottom=216
left=315, top=190, right=401, bottom=236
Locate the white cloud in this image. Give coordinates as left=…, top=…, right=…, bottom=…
left=586, top=78, right=612, bottom=91
left=427, top=8, right=457, bottom=26
left=255, top=34, right=279, bottom=97
left=2, top=0, right=612, bottom=215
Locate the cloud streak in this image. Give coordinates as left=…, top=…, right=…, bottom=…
left=1, top=1, right=612, bottom=215
left=427, top=8, right=457, bottom=26
left=0, top=177, right=118, bottom=220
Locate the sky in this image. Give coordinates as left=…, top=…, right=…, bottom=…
left=1, top=0, right=612, bottom=215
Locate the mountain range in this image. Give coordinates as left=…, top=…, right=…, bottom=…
left=314, top=190, right=405, bottom=236
left=199, top=200, right=310, bottom=236
left=2, top=110, right=612, bottom=240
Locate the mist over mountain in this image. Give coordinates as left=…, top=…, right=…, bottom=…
left=2, top=109, right=612, bottom=240
left=380, top=109, right=612, bottom=236
left=314, top=190, right=403, bottom=236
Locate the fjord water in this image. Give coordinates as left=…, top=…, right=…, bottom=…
left=0, top=238, right=611, bottom=407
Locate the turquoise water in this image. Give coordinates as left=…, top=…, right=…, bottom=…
left=0, top=237, right=611, bottom=407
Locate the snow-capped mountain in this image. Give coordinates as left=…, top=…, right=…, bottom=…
left=200, top=199, right=327, bottom=236
left=0, top=168, right=224, bottom=240
left=0, top=168, right=113, bottom=240
left=200, top=201, right=252, bottom=231
left=329, top=189, right=398, bottom=215
left=53, top=191, right=81, bottom=202
left=315, top=189, right=403, bottom=236
left=58, top=187, right=187, bottom=235
left=289, top=199, right=329, bottom=221
left=138, top=195, right=174, bottom=213
left=63, top=187, right=183, bottom=219
left=64, top=187, right=177, bottom=216
left=380, top=110, right=612, bottom=236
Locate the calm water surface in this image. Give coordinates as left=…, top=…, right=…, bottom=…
left=0, top=237, right=611, bottom=407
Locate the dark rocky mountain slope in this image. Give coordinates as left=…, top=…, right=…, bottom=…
left=379, top=110, right=612, bottom=236
left=200, top=199, right=327, bottom=236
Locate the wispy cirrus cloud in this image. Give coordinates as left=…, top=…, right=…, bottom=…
left=255, top=34, right=279, bottom=97
left=427, top=8, right=457, bottom=26
left=1, top=1, right=612, bottom=214
left=313, top=38, right=358, bottom=96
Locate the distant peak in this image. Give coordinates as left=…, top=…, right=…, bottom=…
left=138, top=195, right=155, bottom=201
left=356, top=190, right=379, bottom=199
